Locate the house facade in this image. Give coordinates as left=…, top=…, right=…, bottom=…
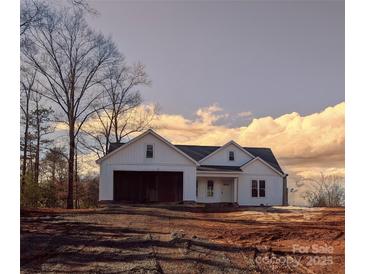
left=97, top=129, right=288, bottom=206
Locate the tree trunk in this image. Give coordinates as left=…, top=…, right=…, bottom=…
left=51, top=159, right=56, bottom=207
left=114, top=112, right=120, bottom=142
left=74, top=143, right=78, bottom=209
left=34, top=101, right=40, bottom=184
left=67, top=121, right=75, bottom=209
left=21, top=96, right=30, bottom=194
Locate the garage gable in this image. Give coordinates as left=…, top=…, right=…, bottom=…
left=97, top=130, right=198, bottom=166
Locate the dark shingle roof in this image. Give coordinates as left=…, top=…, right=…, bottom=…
left=175, top=145, right=283, bottom=174
left=107, top=142, right=284, bottom=174
left=243, top=147, right=284, bottom=174
left=174, top=145, right=220, bottom=161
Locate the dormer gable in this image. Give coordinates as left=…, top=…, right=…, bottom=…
left=199, top=140, right=254, bottom=166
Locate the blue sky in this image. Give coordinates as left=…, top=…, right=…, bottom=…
left=87, top=0, right=344, bottom=123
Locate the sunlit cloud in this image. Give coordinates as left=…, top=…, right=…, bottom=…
left=153, top=102, right=345, bottom=178
left=153, top=102, right=345, bottom=206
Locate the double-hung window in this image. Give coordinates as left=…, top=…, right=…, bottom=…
left=259, top=180, right=265, bottom=197
left=251, top=180, right=258, bottom=197
left=207, top=180, right=214, bottom=197
left=146, top=144, right=154, bottom=158
left=252, top=180, right=266, bottom=197
left=229, top=151, right=235, bottom=161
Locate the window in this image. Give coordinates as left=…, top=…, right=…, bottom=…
left=251, top=180, right=258, bottom=197
left=207, top=180, right=214, bottom=197
left=252, top=179, right=266, bottom=197
left=196, top=180, right=198, bottom=197
left=229, top=151, right=235, bottom=161
left=146, top=144, right=153, bottom=158
left=259, top=180, right=266, bottom=197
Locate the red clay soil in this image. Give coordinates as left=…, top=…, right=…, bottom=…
left=21, top=204, right=344, bottom=273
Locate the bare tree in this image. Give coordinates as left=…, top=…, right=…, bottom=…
left=41, top=146, right=68, bottom=207
left=79, top=63, right=155, bottom=158
left=20, top=0, right=48, bottom=36
left=20, top=67, right=37, bottom=192
left=302, top=173, right=345, bottom=207
left=69, top=0, right=98, bottom=15
left=29, top=93, right=54, bottom=184
left=21, top=0, right=95, bottom=37
left=22, top=7, right=121, bottom=208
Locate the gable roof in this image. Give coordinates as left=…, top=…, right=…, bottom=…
left=174, top=145, right=220, bottom=161
left=197, top=140, right=255, bottom=163
left=96, top=129, right=199, bottom=165
left=243, top=147, right=284, bottom=174
left=107, top=139, right=284, bottom=174
left=240, top=156, right=285, bottom=177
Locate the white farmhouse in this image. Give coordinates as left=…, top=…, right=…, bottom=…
left=97, top=129, right=288, bottom=206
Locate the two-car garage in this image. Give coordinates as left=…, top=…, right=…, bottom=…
left=113, top=171, right=183, bottom=203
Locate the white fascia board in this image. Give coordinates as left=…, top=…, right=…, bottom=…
left=95, top=129, right=199, bottom=165
left=240, top=157, right=285, bottom=177
left=198, top=140, right=255, bottom=163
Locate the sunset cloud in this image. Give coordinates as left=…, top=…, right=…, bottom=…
left=153, top=102, right=345, bottom=178
left=152, top=102, right=345, bottom=206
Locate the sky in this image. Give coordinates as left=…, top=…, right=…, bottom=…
left=87, top=0, right=344, bottom=122
left=71, top=0, right=345, bottom=205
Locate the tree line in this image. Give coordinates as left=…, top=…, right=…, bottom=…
left=20, top=0, right=155, bottom=208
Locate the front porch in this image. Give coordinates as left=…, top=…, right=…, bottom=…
left=196, top=169, right=240, bottom=203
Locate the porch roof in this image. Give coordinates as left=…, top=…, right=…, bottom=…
left=197, top=165, right=242, bottom=172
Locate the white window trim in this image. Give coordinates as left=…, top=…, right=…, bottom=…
left=251, top=179, right=266, bottom=198
left=207, top=180, right=214, bottom=197
left=145, top=143, right=154, bottom=159
left=228, top=150, right=235, bottom=161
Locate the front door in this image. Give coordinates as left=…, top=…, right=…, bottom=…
left=221, top=181, right=233, bottom=202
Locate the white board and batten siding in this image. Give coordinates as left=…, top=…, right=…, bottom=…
left=99, top=133, right=197, bottom=201
left=196, top=178, right=234, bottom=203
left=238, top=159, right=284, bottom=206
left=200, top=143, right=252, bottom=166
left=98, top=130, right=287, bottom=206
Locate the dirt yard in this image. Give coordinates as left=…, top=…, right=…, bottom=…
left=21, top=204, right=344, bottom=273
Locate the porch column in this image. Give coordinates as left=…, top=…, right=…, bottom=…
left=233, top=177, right=238, bottom=203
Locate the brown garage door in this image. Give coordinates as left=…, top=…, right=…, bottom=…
left=113, top=171, right=183, bottom=202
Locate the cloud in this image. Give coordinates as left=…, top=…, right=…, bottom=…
left=153, top=102, right=345, bottom=178
left=238, top=111, right=253, bottom=117
left=153, top=102, right=345, bottom=206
